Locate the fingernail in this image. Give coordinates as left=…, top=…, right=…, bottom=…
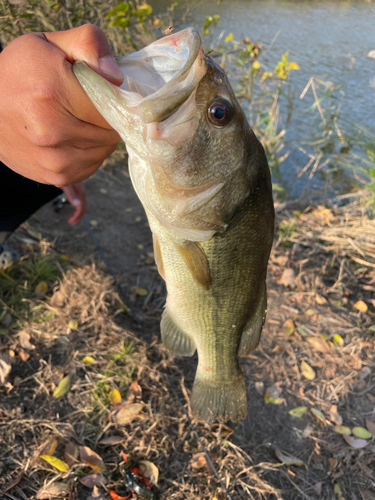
left=99, top=56, right=123, bottom=81
left=72, top=199, right=81, bottom=206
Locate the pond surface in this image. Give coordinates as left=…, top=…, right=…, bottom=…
left=152, top=0, right=375, bottom=196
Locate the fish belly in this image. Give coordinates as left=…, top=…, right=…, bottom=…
left=146, top=180, right=273, bottom=422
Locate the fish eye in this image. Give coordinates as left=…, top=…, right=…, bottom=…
left=207, top=100, right=232, bottom=127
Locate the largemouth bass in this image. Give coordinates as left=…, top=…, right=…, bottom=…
left=73, top=28, right=274, bottom=422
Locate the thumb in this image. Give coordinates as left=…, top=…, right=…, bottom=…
left=44, top=25, right=124, bottom=85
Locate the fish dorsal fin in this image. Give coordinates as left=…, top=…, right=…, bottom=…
left=152, top=234, right=165, bottom=280
left=174, top=241, right=211, bottom=290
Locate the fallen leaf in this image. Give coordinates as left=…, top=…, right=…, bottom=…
left=366, top=419, right=375, bottom=435
left=254, top=381, right=264, bottom=396
left=36, top=438, right=58, bottom=459
left=352, top=427, right=372, bottom=439
left=80, top=474, right=107, bottom=488
left=191, top=452, right=208, bottom=469
left=343, top=434, right=369, bottom=449
left=334, top=483, right=344, bottom=500
left=272, top=255, right=288, bottom=266
left=114, top=402, right=144, bottom=426
left=354, top=300, right=368, bottom=313
left=67, top=319, right=78, bottom=330
left=288, top=406, right=307, bottom=418
left=82, top=356, right=95, bottom=364
left=315, top=294, right=327, bottom=305
left=306, top=309, right=317, bottom=317
left=40, top=455, right=69, bottom=473
left=79, top=446, right=106, bottom=472
left=127, top=380, right=142, bottom=401
left=36, top=482, right=69, bottom=499
left=300, top=360, right=316, bottom=380
left=360, top=367, right=371, bottom=380
left=334, top=425, right=351, bottom=435
left=90, top=220, right=98, bottom=226
left=35, top=281, right=48, bottom=296
left=109, top=389, right=122, bottom=406
left=306, top=336, right=329, bottom=353
left=332, top=334, right=344, bottom=347
left=0, top=356, right=11, bottom=384
left=18, top=348, right=30, bottom=362
left=139, top=460, right=159, bottom=485
left=329, top=405, right=343, bottom=426
left=311, top=408, right=329, bottom=425
left=277, top=269, right=296, bottom=289
left=64, top=442, right=79, bottom=467
left=349, top=355, right=362, bottom=370
left=297, top=326, right=308, bottom=337
left=98, top=436, right=123, bottom=445
left=100, top=188, right=107, bottom=194
left=52, top=375, right=71, bottom=399
left=283, top=319, right=295, bottom=336
left=264, top=383, right=284, bottom=405
left=18, top=331, right=35, bottom=350
left=274, top=448, right=307, bottom=468
left=328, top=457, right=338, bottom=472
left=50, top=291, right=66, bottom=308
left=314, top=482, right=322, bottom=496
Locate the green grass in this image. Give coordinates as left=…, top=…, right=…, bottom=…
left=0, top=250, right=62, bottom=324
left=90, top=341, right=137, bottom=409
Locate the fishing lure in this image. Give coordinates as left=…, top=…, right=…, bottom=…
left=109, top=453, right=158, bottom=500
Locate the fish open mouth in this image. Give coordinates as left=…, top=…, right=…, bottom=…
left=73, top=28, right=206, bottom=135
left=116, top=27, right=206, bottom=124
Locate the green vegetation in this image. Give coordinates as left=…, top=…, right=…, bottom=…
left=1, top=0, right=373, bottom=202
left=0, top=244, right=62, bottom=327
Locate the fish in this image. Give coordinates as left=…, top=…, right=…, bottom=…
left=73, top=27, right=274, bottom=422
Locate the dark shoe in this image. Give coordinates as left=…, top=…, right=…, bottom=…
left=0, top=246, right=19, bottom=270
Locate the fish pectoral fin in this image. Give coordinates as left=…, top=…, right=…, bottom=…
left=152, top=234, right=165, bottom=280
left=174, top=241, right=211, bottom=290
left=161, top=309, right=196, bottom=356
left=238, top=286, right=267, bottom=357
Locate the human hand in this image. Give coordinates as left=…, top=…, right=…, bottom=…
left=0, top=24, right=124, bottom=187
left=62, top=183, right=87, bottom=225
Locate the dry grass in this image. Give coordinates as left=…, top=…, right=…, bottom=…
left=1, top=189, right=375, bottom=500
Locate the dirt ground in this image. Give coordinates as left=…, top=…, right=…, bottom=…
left=1, top=160, right=375, bottom=500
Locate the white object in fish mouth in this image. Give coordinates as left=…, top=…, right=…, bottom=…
left=368, top=50, right=375, bottom=59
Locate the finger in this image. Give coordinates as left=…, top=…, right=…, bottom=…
left=62, top=184, right=87, bottom=225
left=44, top=25, right=124, bottom=85
left=73, top=183, right=87, bottom=223
left=8, top=33, right=116, bottom=131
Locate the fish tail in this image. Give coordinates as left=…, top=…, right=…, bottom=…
left=191, top=375, right=247, bottom=423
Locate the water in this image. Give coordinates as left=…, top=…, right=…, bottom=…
left=152, top=0, right=375, bottom=196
